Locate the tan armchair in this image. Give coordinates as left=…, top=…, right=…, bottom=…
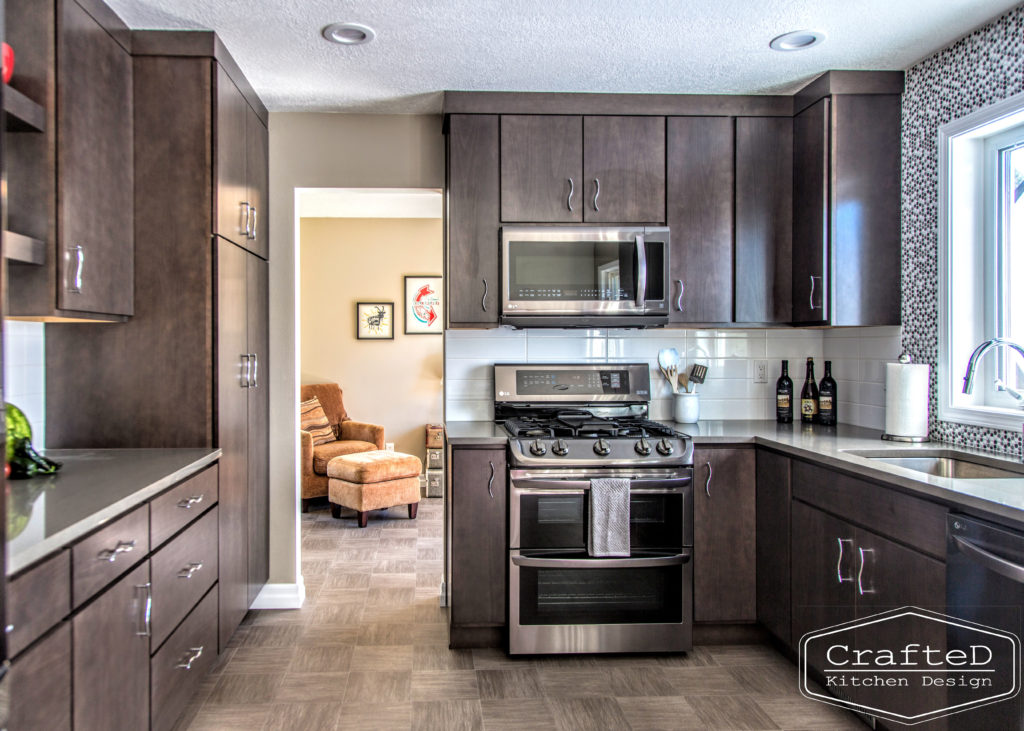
left=300, top=383, right=385, bottom=511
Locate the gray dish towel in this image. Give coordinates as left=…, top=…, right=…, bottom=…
left=588, top=478, right=631, bottom=557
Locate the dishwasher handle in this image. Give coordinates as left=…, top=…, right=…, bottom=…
left=953, top=534, right=1024, bottom=585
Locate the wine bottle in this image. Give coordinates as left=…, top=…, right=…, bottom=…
left=818, top=360, right=837, bottom=425
left=800, top=357, right=819, bottom=423
left=776, top=360, right=793, bottom=423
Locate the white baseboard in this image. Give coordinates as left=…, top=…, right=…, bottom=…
left=250, top=578, right=306, bottom=609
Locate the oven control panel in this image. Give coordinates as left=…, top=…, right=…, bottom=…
left=496, top=363, right=651, bottom=402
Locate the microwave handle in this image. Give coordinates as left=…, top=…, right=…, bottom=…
left=635, top=233, right=647, bottom=309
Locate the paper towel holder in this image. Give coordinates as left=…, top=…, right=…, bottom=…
left=881, top=354, right=931, bottom=443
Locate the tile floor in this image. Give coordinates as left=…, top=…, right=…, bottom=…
left=180, top=498, right=865, bottom=730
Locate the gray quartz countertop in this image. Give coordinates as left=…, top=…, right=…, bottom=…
left=446, top=418, right=1024, bottom=528
left=7, top=448, right=221, bottom=576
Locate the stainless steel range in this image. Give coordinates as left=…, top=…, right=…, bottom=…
left=496, top=363, right=694, bottom=655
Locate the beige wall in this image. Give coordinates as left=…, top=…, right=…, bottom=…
left=268, top=113, right=444, bottom=587
left=300, top=217, right=443, bottom=461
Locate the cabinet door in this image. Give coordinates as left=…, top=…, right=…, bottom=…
left=792, top=98, right=830, bottom=324
left=583, top=115, right=665, bottom=223
left=735, top=116, right=792, bottom=323
left=756, top=449, right=791, bottom=646
left=790, top=501, right=856, bottom=643
left=693, top=447, right=756, bottom=622
left=217, top=238, right=250, bottom=650
left=73, top=562, right=150, bottom=731
left=245, top=107, right=269, bottom=259
left=500, top=115, right=582, bottom=222
left=447, top=115, right=500, bottom=325
left=666, top=117, right=734, bottom=322
left=57, top=0, right=133, bottom=316
left=450, top=446, right=507, bottom=627
left=11, top=623, right=72, bottom=731
left=215, top=65, right=249, bottom=247
left=247, top=254, right=270, bottom=603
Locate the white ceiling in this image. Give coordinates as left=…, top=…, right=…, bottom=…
left=297, top=188, right=442, bottom=219
left=107, top=0, right=1020, bottom=114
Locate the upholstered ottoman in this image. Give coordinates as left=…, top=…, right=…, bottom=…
left=327, top=450, right=422, bottom=527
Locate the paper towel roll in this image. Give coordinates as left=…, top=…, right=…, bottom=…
left=884, top=361, right=930, bottom=439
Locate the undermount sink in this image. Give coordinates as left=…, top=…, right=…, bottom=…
left=844, top=449, right=1024, bottom=479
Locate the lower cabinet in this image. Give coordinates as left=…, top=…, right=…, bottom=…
left=756, top=449, right=791, bottom=646
left=693, top=447, right=756, bottom=622
left=448, top=445, right=507, bottom=646
left=73, top=562, right=152, bottom=731
left=10, top=623, right=72, bottom=731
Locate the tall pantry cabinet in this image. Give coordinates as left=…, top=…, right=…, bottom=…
left=44, top=32, right=270, bottom=649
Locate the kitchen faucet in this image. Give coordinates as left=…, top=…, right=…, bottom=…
left=962, top=337, right=1024, bottom=395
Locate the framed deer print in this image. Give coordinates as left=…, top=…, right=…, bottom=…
left=356, top=302, right=394, bottom=340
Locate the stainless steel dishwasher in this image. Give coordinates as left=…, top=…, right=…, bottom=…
left=947, top=514, right=1024, bottom=729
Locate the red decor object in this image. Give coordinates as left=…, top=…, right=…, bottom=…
left=2, top=43, right=13, bottom=83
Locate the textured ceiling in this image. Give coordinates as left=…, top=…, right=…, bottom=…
left=106, top=0, right=1021, bottom=113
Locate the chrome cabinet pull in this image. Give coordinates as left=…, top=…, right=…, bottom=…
left=240, top=201, right=251, bottom=237
left=177, top=562, right=203, bottom=579
left=481, top=279, right=488, bottom=312
left=176, top=646, right=204, bottom=670
left=593, top=178, right=600, bottom=211
left=177, top=495, right=204, bottom=509
left=567, top=178, right=575, bottom=212
left=704, top=461, right=712, bottom=498
left=857, top=547, right=875, bottom=595
left=836, top=538, right=854, bottom=583
left=675, top=279, right=684, bottom=312
left=240, top=354, right=251, bottom=388
left=809, top=275, right=821, bottom=310
left=487, top=461, right=495, bottom=499
left=249, top=207, right=257, bottom=240
left=251, top=353, right=259, bottom=388
left=135, top=582, right=152, bottom=637
left=65, top=245, right=84, bottom=293
left=97, top=539, right=136, bottom=563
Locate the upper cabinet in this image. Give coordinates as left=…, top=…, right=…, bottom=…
left=215, top=65, right=269, bottom=260
left=6, top=0, right=134, bottom=320
left=500, top=115, right=665, bottom=224
left=791, top=78, right=902, bottom=326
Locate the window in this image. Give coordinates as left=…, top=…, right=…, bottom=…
left=939, top=92, right=1024, bottom=429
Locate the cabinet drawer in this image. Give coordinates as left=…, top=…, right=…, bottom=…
left=72, top=504, right=150, bottom=607
left=151, top=506, right=218, bottom=647
left=151, top=587, right=218, bottom=731
left=792, top=461, right=947, bottom=559
left=8, top=550, right=70, bottom=657
left=150, top=464, right=219, bottom=548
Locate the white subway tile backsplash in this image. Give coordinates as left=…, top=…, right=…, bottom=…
left=445, top=379, right=494, bottom=401
left=824, top=326, right=902, bottom=429
left=527, top=335, right=606, bottom=360
left=4, top=321, right=45, bottom=448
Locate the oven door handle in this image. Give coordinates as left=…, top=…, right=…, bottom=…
left=511, top=551, right=691, bottom=570
left=511, top=477, right=692, bottom=493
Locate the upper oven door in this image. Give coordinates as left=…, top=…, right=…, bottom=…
left=501, top=226, right=668, bottom=316
left=509, top=469, right=693, bottom=551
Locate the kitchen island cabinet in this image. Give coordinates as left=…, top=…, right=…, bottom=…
left=448, top=444, right=507, bottom=647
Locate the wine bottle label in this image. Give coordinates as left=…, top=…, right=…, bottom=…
left=819, top=396, right=833, bottom=410
left=801, top=399, right=818, bottom=416
left=777, top=395, right=790, bottom=408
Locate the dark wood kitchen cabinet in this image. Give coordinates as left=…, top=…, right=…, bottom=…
left=446, top=114, right=500, bottom=326
left=215, top=64, right=269, bottom=259
left=448, top=445, right=507, bottom=647
left=693, top=447, right=756, bottom=623
left=791, top=83, right=902, bottom=326
left=500, top=114, right=665, bottom=223
left=666, top=116, right=734, bottom=323
left=734, top=116, right=793, bottom=323
left=10, top=623, right=72, bottom=731
left=756, top=449, right=791, bottom=647
left=6, top=0, right=134, bottom=320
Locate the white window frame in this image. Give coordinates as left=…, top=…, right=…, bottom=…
left=938, top=90, right=1024, bottom=431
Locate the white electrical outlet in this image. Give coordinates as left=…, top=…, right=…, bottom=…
left=754, top=361, right=769, bottom=384
left=385, top=442, right=395, bottom=452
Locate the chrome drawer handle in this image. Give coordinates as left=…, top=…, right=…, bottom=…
left=65, top=245, right=84, bottom=293
left=135, top=582, right=152, bottom=637
left=249, top=207, right=257, bottom=240
left=567, top=177, right=575, bottom=212
left=481, top=279, right=489, bottom=312
left=177, top=495, right=204, bottom=509
left=176, top=646, right=204, bottom=670
left=836, top=538, right=854, bottom=583
left=240, top=201, right=251, bottom=237
left=97, top=539, right=136, bottom=563
left=487, top=461, right=495, bottom=499
left=178, top=562, right=203, bottom=579
left=857, top=547, right=875, bottom=595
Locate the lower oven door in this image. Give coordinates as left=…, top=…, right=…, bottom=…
left=509, top=549, right=693, bottom=655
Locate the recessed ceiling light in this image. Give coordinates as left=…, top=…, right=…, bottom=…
left=769, top=30, right=826, bottom=52
left=322, top=22, right=375, bottom=46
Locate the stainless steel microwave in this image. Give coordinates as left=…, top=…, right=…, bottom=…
left=500, top=225, right=670, bottom=328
